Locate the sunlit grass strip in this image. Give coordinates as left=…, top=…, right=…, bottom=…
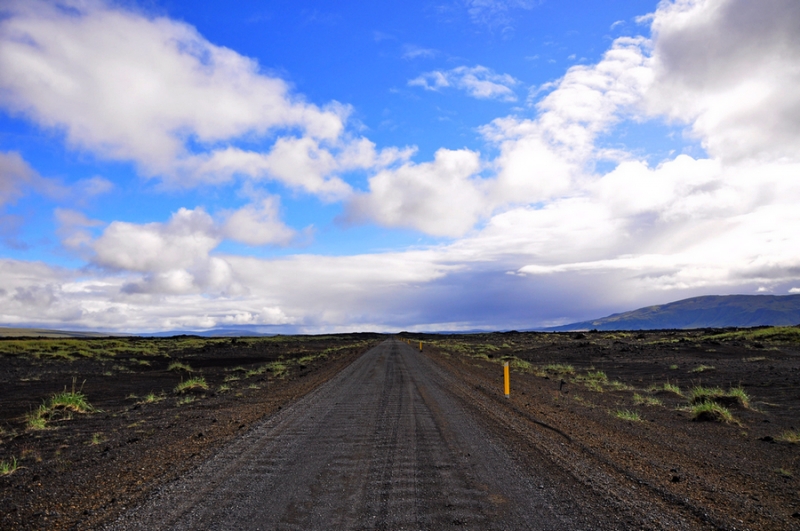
left=690, top=364, right=715, bottom=373
left=704, top=326, right=800, bottom=343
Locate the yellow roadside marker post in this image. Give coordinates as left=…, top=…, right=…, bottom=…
left=419, top=341, right=423, bottom=352
left=504, top=361, right=510, bottom=399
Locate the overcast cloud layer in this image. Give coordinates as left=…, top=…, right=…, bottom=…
left=1, top=0, right=800, bottom=333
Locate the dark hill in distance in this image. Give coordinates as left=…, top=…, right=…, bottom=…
left=548, top=294, right=800, bottom=331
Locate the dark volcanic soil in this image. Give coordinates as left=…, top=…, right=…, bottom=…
left=0, top=334, right=381, bottom=530
left=0, top=329, right=798, bottom=530
left=410, top=328, right=800, bottom=530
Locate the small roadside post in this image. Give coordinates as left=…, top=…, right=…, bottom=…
left=419, top=341, right=423, bottom=352
left=504, top=361, right=510, bottom=399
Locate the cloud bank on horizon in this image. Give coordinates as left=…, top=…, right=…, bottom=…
left=1, top=0, right=799, bottom=333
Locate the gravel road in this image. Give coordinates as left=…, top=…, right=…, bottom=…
left=105, top=339, right=615, bottom=530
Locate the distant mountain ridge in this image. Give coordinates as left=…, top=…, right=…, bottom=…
left=549, top=294, right=800, bottom=331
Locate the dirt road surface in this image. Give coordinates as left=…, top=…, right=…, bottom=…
left=105, top=338, right=639, bottom=530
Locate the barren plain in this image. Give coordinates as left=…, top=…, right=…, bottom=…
left=0, top=328, right=798, bottom=530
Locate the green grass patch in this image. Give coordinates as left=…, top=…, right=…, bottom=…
left=507, top=358, right=532, bottom=372
left=777, top=430, right=800, bottom=444
left=26, top=411, right=48, bottom=430
left=612, top=409, right=643, bottom=422
left=49, top=388, right=95, bottom=413
left=26, top=380, right=96, bottom=430
left=690, top=401, right=737, bottom=424
left=690, top=364, right=715, bottom=373
left=688, top=385, right=750, bottom=408
left=705, top=326, right=800, bottom=343
left=167, top=361, right=193, bottom=372
left=647, top=382, right=682, bottom=395
left=177, top=396, right=196, bottom=406
left=266, top=361, right=289, bottom=379
left=543, top=363, right=575, bottom=375
left=174, top=377, right=208, bottom=394
left=137, top=392, right=163, bottom=405
left=669, top=364, right=678, bottom=370
left=633, top=393, right=663, bottom=407
left=688, top=385, right=725, bottom=403
left=0, top=457, right=18, bottom=476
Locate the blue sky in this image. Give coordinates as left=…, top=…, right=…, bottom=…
left=1, top=0, right=800, bottom=333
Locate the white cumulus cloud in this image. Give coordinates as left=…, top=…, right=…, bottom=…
left=0, top=0, right=389, bottom=196
left=346, top=148, right=485, bottom=237
left=644, top=0, right=800, bottom=162
left=409, top=66, right=519, bottom=101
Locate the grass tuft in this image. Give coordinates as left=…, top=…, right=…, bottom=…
left=167, top=362, right=193, bottom=372
left=26, top=380, right=96, bottom=430
left=542, top=363, right=575, bottom=375
left=690, top=400, right=737, bottom=424
left=174, top=377, right=208, bottom=394
left=688, top=385, right=750, bottom=408
left=777, top=430, right=800, bottom=444
left=633, top=393, right=663, bottom=407
left=612, top=409, right=643, bottom=422
left=137, top=392, right=163, bottom=405
left=267, top=361, right=289, bottom=379
left=177, top=396, right=196, bottom=406
left=0, top=457, right=18, bottom=476
left=690, top=364, right=715, bottom=373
